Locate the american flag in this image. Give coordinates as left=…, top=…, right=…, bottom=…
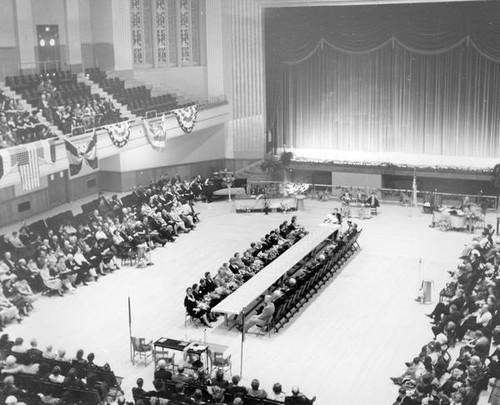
left=17, top=145, right=41, bottom=191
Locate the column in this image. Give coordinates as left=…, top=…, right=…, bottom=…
left=65, top=0, right=83, bottom=70
left=14, top=0, right=37, bottom=71
left=111, top=0, right=133, bottom=70
left=230, top=0, right=265, bottom=159
left=205, top=0, right=225, bottom=98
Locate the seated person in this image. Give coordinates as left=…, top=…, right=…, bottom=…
left=191, top=388, right=206, bottom=404
left=211, top=369, right=229, bottom=389
left=284, top=386, right=316, bottom=405
left=242, top=295, right=275, bottom=333
left=226, top=375, right=247, bottom=398
left=171, top=364, right=193, bottom=384
left=184, top=287, right=214, bottom=327
left=271, top=383, right=286, bottom=402
left=26, top=338, right=43, bottom=357
left=2, top=356, right=24, bottom=374
left=247, top=379, right=267, bottom=399
left=42, top=345, right=56, bottom=359
left=132, top=378, right=146, bottom=402
left=10, top=337, right=26, bottom=353
left=154, top=359, right=172, bottom=382
left=0, top=294, right=22, bottom=325
left=456, top=304, right=492, bottom=341
left=364, top=193, right=380, bottom=208
left=48, top=366, right=65, bottom=383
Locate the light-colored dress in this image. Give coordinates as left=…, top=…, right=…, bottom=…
left=40, top=267, right=63, bottom=292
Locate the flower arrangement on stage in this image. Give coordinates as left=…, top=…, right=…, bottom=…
left=437, top=217, right=452, bottom=231
left=281, top=182, right=310, bottom=196
left=222, top=173, right=235, bottom=188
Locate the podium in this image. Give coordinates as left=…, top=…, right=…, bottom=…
left=420, top=279, right=434, bottom=304
left=296, top=195, right=306, bottom=210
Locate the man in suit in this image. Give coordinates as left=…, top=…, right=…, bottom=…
left=171, top=365, right=192, bottom=384
left=365, top=193, right=380, bottom=208
left=154, top=359, right=172, bottom=382
left=284, top=386, right=316, bottom=405
left=226, top=375, right=247, bottom=398
left=26, top=339, right=43, bottom=357
left=243, top=295, right=275, bottom=333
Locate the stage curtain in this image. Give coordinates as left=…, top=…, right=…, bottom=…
left=265, top=3, right=500, bottom=158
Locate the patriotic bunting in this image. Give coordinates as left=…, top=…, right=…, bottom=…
left=143, top=114, right=168, bottom=152
left=172, top=105, right=198, bottom=133
left=63, top=130, right=99, bottom=176
left=106, top=122, right=131, bottom=147
left=37, top=138, right=57, bottom=164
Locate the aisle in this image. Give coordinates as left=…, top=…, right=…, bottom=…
left=3, top=200, right=484, bottom=404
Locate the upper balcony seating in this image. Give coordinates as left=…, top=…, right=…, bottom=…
left=85, top=68, right=183, bottom=117
left=5, top=70, right=123, bottom=136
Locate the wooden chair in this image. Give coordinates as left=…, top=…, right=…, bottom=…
left=185, top=311, right=201, bottom=327
left=130, top=337, right=153, bottom=365
left=211, top=352, right=232, bottom=375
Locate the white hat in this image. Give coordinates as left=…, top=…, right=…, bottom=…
left=5, top=356, right=16, bottom=366
left=5, top=396, right=17, bottom=404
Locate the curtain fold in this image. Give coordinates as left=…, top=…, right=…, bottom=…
left=266, top=3, right=500, bottom=158
left=276, top=41, right=500, bottom=158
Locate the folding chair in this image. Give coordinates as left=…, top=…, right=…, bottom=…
left=130, top=337, right=153, bottom=365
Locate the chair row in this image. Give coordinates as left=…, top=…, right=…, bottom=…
left=137, top=379, right=284, bottom=405
left=6, top=71, right=77, bottom=91
left=1, top=372, right=102, bottom=405
left=268, top=230, right=362, bottom=333
left=0, top=350, right=121, bottom=389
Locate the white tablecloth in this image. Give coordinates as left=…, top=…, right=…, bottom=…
left=213, top=187, right=246, bottom=196
left=212, top=226, right=339, bottom=316
left=234, top=197, right=296, bottom=211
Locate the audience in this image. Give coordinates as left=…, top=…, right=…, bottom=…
left=247, top=379, right=268, bottom=399
left=130, top=368, right=317, bottom=405
left=390, top=225, right=500, bottom=404
left=0, top=92, right=54, bottom=148
left=0, top=172, right=202, bottom=329
left=0, top=333, right=124, bottom=404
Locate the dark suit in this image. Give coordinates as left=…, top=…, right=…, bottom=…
left=154, top=368, right=172, bottom=381
left=285, top=394, right=313, bottom=405
left=27, top=348, right=43, bottom=357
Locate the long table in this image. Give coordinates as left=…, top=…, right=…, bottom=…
left=212, top=226, right=338, bottom=318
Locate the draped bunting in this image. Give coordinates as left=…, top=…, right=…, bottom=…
left=106, top=122, right=131, bottom=147
left=143, top=114, right=168, bottom=152
left=172, top=105, right=198, bottom=133
left=265, top=3, right=500, bottom=159
left=63, top=131, right=98, bottom=176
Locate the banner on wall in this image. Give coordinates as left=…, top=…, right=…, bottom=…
left=38, top=138, right=57, bottom=164
left=0, top=139, right=56, bottom=188
left=172, top=104, right=198, bottom=133
left=143, top=114, right=168, bottom=152
left=62, top=130, right=98, bottom=176
left=16, top=144, right=41, bottom=191
left=106, top=121, right=131, bottom=147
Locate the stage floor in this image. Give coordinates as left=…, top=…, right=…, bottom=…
left=2, top=199, right=491, bottom=404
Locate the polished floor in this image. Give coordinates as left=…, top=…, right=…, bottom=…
left=1, top=199, right=490, bottom=404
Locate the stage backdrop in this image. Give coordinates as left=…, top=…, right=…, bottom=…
left=265, top=3, right=500, bottom=159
